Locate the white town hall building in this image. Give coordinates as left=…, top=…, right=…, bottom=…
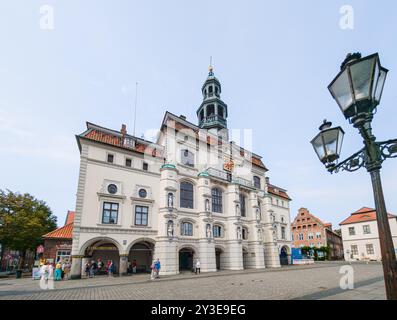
left=70, top=67, right=292, bottom=278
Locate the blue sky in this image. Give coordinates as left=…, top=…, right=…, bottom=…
left=0, top=0, right=396, bottom=227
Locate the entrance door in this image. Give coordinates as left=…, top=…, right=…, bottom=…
left=179, top=249, right=194, bottom=271
left=215, top=250, right=221, bottom=270
left=280, top=247, right=289, bottom=266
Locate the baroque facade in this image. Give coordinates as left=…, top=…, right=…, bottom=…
left=70, top=67, right=292, bottom=278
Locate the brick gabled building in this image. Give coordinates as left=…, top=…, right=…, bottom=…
left=42, top=211, right=74, bottom=263
left=291, top=208, right=343, bottom=260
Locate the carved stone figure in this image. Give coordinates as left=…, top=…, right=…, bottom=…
left=237, top=227, right=242, bottom=240
left=168, top=193, right=174, bottom=208
left=257, top=229, right=263, bottom=241
left=206, top=224, right=212, bottom=238
left=205, top=199, right=210, bottom=212
left=236, top=204, right=240, bottom=216
left=167, top=220, right=174, bottom=237
left=256, top=208, right=261, bottom=221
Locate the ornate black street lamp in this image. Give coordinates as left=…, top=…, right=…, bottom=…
left=311, top=52, right=397, bottom=300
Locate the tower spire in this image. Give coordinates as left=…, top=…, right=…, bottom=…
left=209, top=56, right=214, bottom=76
left=196, top=61, right=229, bottom=141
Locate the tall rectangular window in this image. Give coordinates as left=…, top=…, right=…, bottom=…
left=181, top=222, right=193, bottom=236
left=107, top=154, right=114, bottom=163
left=143, top=162, right=148, bottom=171
left=366, top=244, right=374, bottom=255
left=351, top=245, right=358, bottom=255
left=213, top=225, right=222, bottom=238
left=125, top=158, right=132, bottom=167
left=281, top=227, right=286, bottom=240
left=253, top=176, right=261, bottom=189
left=135, top=206, right=148, bottom=226
left=239, top=194, right=246, bottom=217
left=363, top=225, right=371, bottom=234
left=102, top=202, right=118, bottom=224
left=348, top=227, right=355, bottom=236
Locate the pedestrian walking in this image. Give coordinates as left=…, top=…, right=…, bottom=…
left=195, top=259, right=201, bottom=275
left=54, top=262, right=62, bottom=281
left=48, top=263, right=54, bottom=280
left=132, top=259, right=137, bottom=274
left=108, top=260, right=114, bottom=277
left=154, top=258, right=161, bottom=279
left=63, top=262, right=71, bottom=280
left=150, top=260, right=156, bottom=280
left=84, top=262, right=90, bottom=278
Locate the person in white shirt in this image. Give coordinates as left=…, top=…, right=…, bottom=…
left=195, top=259, right=201, bottom=275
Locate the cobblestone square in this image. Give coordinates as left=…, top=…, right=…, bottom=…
left=0, top=262, right=386, bottom=300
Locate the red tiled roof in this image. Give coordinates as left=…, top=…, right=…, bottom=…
left=65, top=211, right=75, bottom=225
left=83, top=129, right=162, bottom=157
left=339, top=207, right=397, bottom=225
left=43, top=223, right=73, bottom=239
left=267, top=185, right=291, bottom=200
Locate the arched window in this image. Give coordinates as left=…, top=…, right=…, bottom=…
left=253, top=176, right=261, bottom=189
left=242, top=227, right=248, bottom=240
left=209, top=86, right=213, bottom=94
left=213, top=225, right=222, bottom=238
left=240, top=194, right=246, bottom=217
left=218, top=106, right=224, bottom=118
left=180, top=182, right=194, bottom=209
left=211, top=188, right=223, bottom=213
left=181, top=149, right=194, bottom=167
left=181, top=222, right=193, bottom=236
left=200, top=109, right=204, bottom=121
left=207, top=104, right=215, bottom=116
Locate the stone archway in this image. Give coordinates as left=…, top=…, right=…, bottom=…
left=242, top=247, right=249, bottom=269
left=280, top=245, right=290, bottom=266
left=83, top=239, right=121, bottom=275
left=179, top=247, right=195, bottom=272
left=128, top=240, right=155, bottom=274
left=215, top=246, right=226, bottom=270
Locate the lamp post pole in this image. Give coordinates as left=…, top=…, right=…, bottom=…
left=354, top=115, right=397, bottom=299
left=311, top=52, right=397, bottom=300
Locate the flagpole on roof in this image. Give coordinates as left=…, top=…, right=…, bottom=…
left=133, top=82, right=138, bottom=137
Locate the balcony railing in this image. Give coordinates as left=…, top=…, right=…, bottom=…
left=232, top=177, right=254, bottom=189
left=206, top=167, right=231, bottom=182
left=199, top=115, right=227, bottom=128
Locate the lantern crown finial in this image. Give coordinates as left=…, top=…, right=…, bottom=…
left=319, top=119, right=332, bottom=131
left=340, top=52, right=362, bottom=69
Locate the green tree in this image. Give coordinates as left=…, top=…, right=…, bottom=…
left=0, top=189, right=57, bottom=269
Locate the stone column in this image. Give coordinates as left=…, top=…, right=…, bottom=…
left=197, top=173, right=216, bottom=273
left=223, top=184, right=243, bottom=270
left=156, top=164, right=179, bottom=275
left=119, top=254, right=128, bottom=276
left=262, top=194, right=281, bottom=268
left=70, top=255, right=83, bottom=279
